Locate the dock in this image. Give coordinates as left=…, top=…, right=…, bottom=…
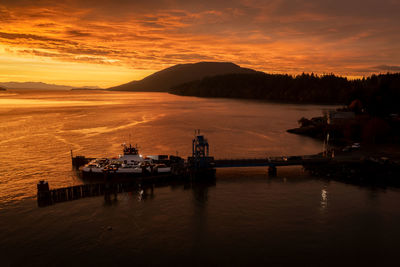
left=38, top=132, right=400, bottom=207
left=72, top=154, right=331, bottom=179
left=214, top=155, right=330, bottom=167
left=37, top=174, right=188, bottom=207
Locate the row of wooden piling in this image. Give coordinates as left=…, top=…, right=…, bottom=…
left=37, top=181, right=131, bottom=206
left=37, top=173, right=187, bottom=206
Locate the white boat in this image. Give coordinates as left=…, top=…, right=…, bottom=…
left=115, top=143, right=145, bottom=164
left=80, top=144, right=166, bottom=177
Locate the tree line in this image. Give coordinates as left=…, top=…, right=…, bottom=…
left=170, top=72, right=400, bottom=116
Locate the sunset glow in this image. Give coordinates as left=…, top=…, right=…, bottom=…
left=1, top=0, right=399, bottom=87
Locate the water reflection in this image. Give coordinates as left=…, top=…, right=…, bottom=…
left=137, top=184, right=155, bottom=202
left=321, top=187, right=328, bottom=210
left=191, top=180, right=216, bottom=205
left=104, top=190, right=118, bottom=206
left=99, top=180, right=215, bottom=207
left=0, top=98, right=117, bottom=107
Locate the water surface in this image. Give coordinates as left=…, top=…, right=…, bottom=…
left=0, top=90, right=327, bottom=204
left=0, top=90, right=399, bottom=266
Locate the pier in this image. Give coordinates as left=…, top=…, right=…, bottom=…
left=214, top=155, right=330, bottom=167
left=214, top=155, right=330, bottom=176
left=71, top=132, right=330, bottom=175
left=72, top=153, right=332, bottom=177
left=37, top=181, right=142, bottom=207
left=39, top=132, right=400, bottom=207
left=72, top=155, right=330, bottom=169
left=36, top=174, right=186, bottom=207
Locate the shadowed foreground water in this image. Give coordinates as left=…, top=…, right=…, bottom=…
left=1, top=168, right=400, bottom=266
left=0, top=90, right=399, bottom=266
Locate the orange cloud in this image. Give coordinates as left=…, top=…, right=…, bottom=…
left=0, top=0, right=399, bottom=86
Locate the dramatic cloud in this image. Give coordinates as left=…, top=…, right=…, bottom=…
left=0, top=0, right=399, bottom=86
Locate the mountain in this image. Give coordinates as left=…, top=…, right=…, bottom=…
left=107, top=62, right=257, bottom=92
left=0, top=82, right=72, bottom=90
left=70, top=87, right=105, bottom=91
left=0, top=82, right=101, bottom=90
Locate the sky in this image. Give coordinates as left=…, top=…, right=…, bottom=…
left=0, top=0, right=399, bottom=87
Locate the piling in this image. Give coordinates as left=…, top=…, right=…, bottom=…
left=37, top=180, right=51, bottom=206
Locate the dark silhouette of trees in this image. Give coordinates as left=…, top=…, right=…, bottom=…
left=170, top=72, right=400, bottom=116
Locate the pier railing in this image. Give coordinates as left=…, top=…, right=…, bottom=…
left=214, top=155, right=330, bottom=168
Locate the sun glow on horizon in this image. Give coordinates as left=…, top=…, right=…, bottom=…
left=0, top=45, right=155, bottom=87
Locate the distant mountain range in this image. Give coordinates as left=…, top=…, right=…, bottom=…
left=1, top=62, right=256, bottom=91
left=2, top=62, right=399, bottom=114
left=0, top=82, right=101, bottom=90
left=107, top=62, right=257, bottom=91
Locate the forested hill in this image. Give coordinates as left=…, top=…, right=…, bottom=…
left=170, top=73, right=349, bottom=103
left=170, top=72, right=400, bottom=114
left=107, top=62, right=256, bottom=92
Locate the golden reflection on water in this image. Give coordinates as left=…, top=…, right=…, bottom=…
left=321, top=187, right=328, bottom=209
left=64, top=114, right=166, bottom=137
left=0, top=98, right=117, bottom=107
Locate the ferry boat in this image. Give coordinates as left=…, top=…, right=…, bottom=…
left=80, top=143, right=172, bottom=178
left=115, top=143, right=145, bottom=164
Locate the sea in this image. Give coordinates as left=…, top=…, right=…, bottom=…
left=0, top=89, right=399, bottom=266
